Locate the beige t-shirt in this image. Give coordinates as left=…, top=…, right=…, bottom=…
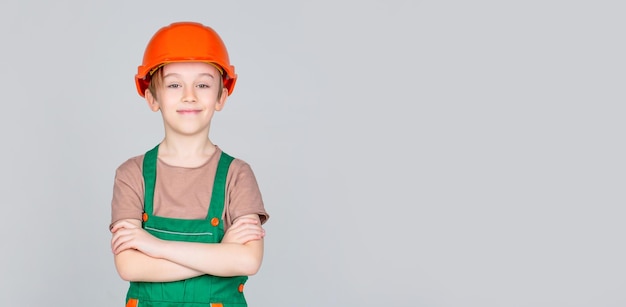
left=110, top=146, right=269, bottom=231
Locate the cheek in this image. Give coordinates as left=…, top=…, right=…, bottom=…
left=158, top=91, right=183, bottom=104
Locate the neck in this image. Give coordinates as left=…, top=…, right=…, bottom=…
left=157, top=136, right=217, bottom=167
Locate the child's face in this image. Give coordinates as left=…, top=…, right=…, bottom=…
left=145, top=62, right=227, bottom=137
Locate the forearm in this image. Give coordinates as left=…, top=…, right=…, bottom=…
left=158, top=239, right=264, bottom=277
left=114, top=249, right=204, bottom=282
left=111, top=215, right=265, bottom=279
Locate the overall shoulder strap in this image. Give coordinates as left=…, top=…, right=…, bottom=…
left=142, top=144, right=160, bottom=216
left=206, top=152, right=234, bottom=232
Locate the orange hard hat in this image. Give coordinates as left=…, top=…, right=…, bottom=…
left=135, top=22, right=237, bottom=97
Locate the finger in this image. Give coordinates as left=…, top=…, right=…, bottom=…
left=237, top=232, right=265, bottom=244
left=231, top=219, right=262, bottom=230
left=230, top=223, right=264, bottom=235
left=231, top=217, right=259, bottom=228
left=111, top=221, right=133, bottom=233
left=111, top=231, right=124, bottom=250
left=111, top=232, right=129, bottom=252
left=111, top=228, right=130, bottom=246
left=111, top=222, right=128, bottom=233
left=233, top=228, right=266, bottom=241
left=111, top=229, right=136, bottom=252
left=113, top=235, right=137, bottom=254
left=113, top=241, right=130, bottom=254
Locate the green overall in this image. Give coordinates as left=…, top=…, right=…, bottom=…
left=125, top=144, right=248, bottom=307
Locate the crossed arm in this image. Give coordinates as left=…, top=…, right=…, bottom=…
left=111, top=214, right=265, bottom=282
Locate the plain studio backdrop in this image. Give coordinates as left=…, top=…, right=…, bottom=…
left=0, top=1, right=624, bottom=306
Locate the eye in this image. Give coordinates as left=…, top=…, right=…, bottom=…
left=167, top=83, right=181, bottom=88
left=196, top=84, right=210, bottom=89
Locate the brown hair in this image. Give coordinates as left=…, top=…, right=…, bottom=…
left=147, top=65, right=225, bottom=100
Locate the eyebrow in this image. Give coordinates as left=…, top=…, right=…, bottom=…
left=162, top=73, right=216, bottom=79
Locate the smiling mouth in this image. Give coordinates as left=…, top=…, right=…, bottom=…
left=177, top=110, right=202, bottom=114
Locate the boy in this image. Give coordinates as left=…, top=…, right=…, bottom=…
left=110, top=21, right=269, bottom=307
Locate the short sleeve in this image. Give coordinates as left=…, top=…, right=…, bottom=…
left=225, top=159, right=269, bottom=229
left=110, top=156, right=145, bottom=229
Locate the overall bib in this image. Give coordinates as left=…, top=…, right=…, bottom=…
left=125, top=145, right=248, bottom=307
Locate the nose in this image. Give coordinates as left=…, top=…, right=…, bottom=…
left=182, top=86, right=197, bottom=103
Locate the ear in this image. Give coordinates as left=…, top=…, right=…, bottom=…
left=145, top=89, right=160, bottom=112
left=215, top=88, right=228, bottom=111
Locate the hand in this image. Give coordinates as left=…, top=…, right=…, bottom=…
left=111, top=219, right=164, bottom=258
left=222, top=216, right=265, bottom=245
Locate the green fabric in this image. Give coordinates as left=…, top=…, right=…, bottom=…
left=125, top=144, right=247, bottom=306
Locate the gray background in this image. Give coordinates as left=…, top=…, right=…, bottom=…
left=1, top=1, right=624, bottom=306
